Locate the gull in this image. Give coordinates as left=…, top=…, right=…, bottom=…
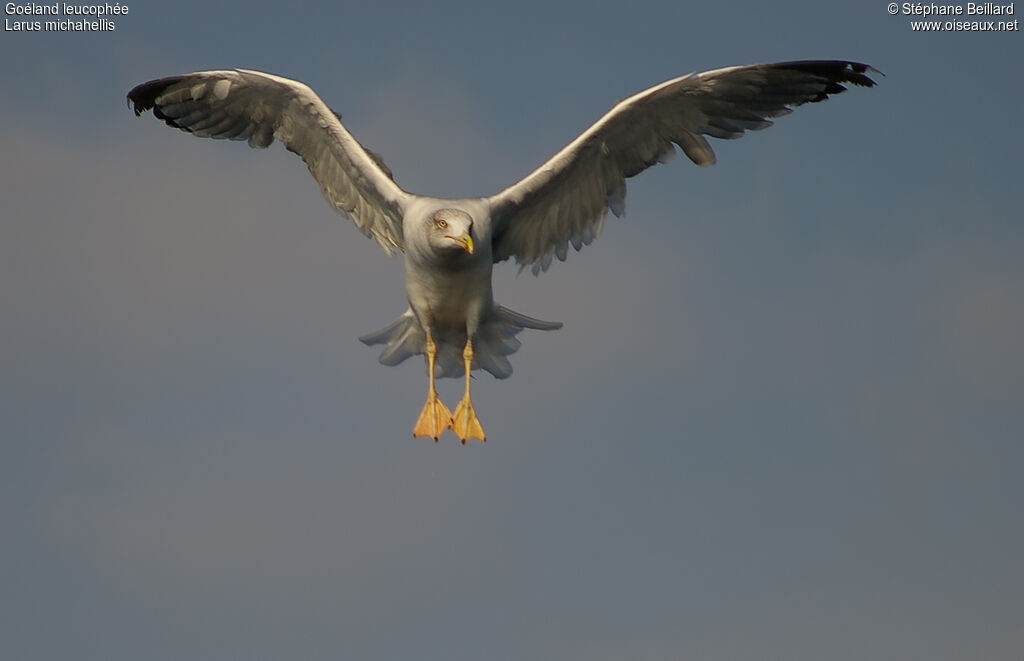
left=127, top=60, right=877, bottom=443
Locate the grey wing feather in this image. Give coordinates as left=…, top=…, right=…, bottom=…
left=487, top=60, right=878, bottom=274
left=127, top=69, right=410, bottom=253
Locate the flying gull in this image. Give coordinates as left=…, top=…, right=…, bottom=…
left=127, top=60, right=877, bottom=442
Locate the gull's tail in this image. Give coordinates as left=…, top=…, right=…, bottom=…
left=359, top=306, right=562, bottom=379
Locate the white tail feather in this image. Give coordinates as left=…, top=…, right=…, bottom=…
left=359, top=306, right=562, bottom=379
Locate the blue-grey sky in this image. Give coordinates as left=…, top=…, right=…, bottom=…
left=2, top=1, right=1022, bottom=659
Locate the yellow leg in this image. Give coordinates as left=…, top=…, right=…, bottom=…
left=452, top=338, right=486, bottom=443
left=413, top=331, right=452, bottom=441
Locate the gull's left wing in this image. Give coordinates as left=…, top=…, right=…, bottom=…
left=486, top=60, right=878, bottom=274
left=128, top=69, right=411, bottom=254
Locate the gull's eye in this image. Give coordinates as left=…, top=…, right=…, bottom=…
left=437, top=219, right=448, bottom=229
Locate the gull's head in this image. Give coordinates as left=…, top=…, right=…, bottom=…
left=428, top=208, right=475, bottom=255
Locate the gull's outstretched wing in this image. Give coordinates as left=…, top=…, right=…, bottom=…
left=487, top=60, right=878, bottom=274
left=128, top=69, right=411, bottom=253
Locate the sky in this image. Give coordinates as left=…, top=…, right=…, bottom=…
left=1, top=1, right=1022, bottom=659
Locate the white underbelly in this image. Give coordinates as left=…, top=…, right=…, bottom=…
left=405, top=261, right=494, bottom=332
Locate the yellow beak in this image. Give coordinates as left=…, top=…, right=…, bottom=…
left=450, top=233, right=474, bottom=254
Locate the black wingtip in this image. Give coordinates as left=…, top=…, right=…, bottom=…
left=762, top=60, right=881, bottom=105
left=842, top=62, right=883, bottom=88
left=126, top=76, right=180, bottom=117
left=850, top=61, right=886, bottom=79
left=126, top=81, right=157, bottom=116
left=773, top=60, right=881, bottom=92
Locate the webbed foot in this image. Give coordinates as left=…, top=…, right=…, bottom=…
left=413, top=392, right=453, bottom=441
left=452, top=395, right=486, bottom=443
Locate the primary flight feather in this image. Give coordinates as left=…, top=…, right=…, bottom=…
left=127, top=60, right=878, bottom=442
